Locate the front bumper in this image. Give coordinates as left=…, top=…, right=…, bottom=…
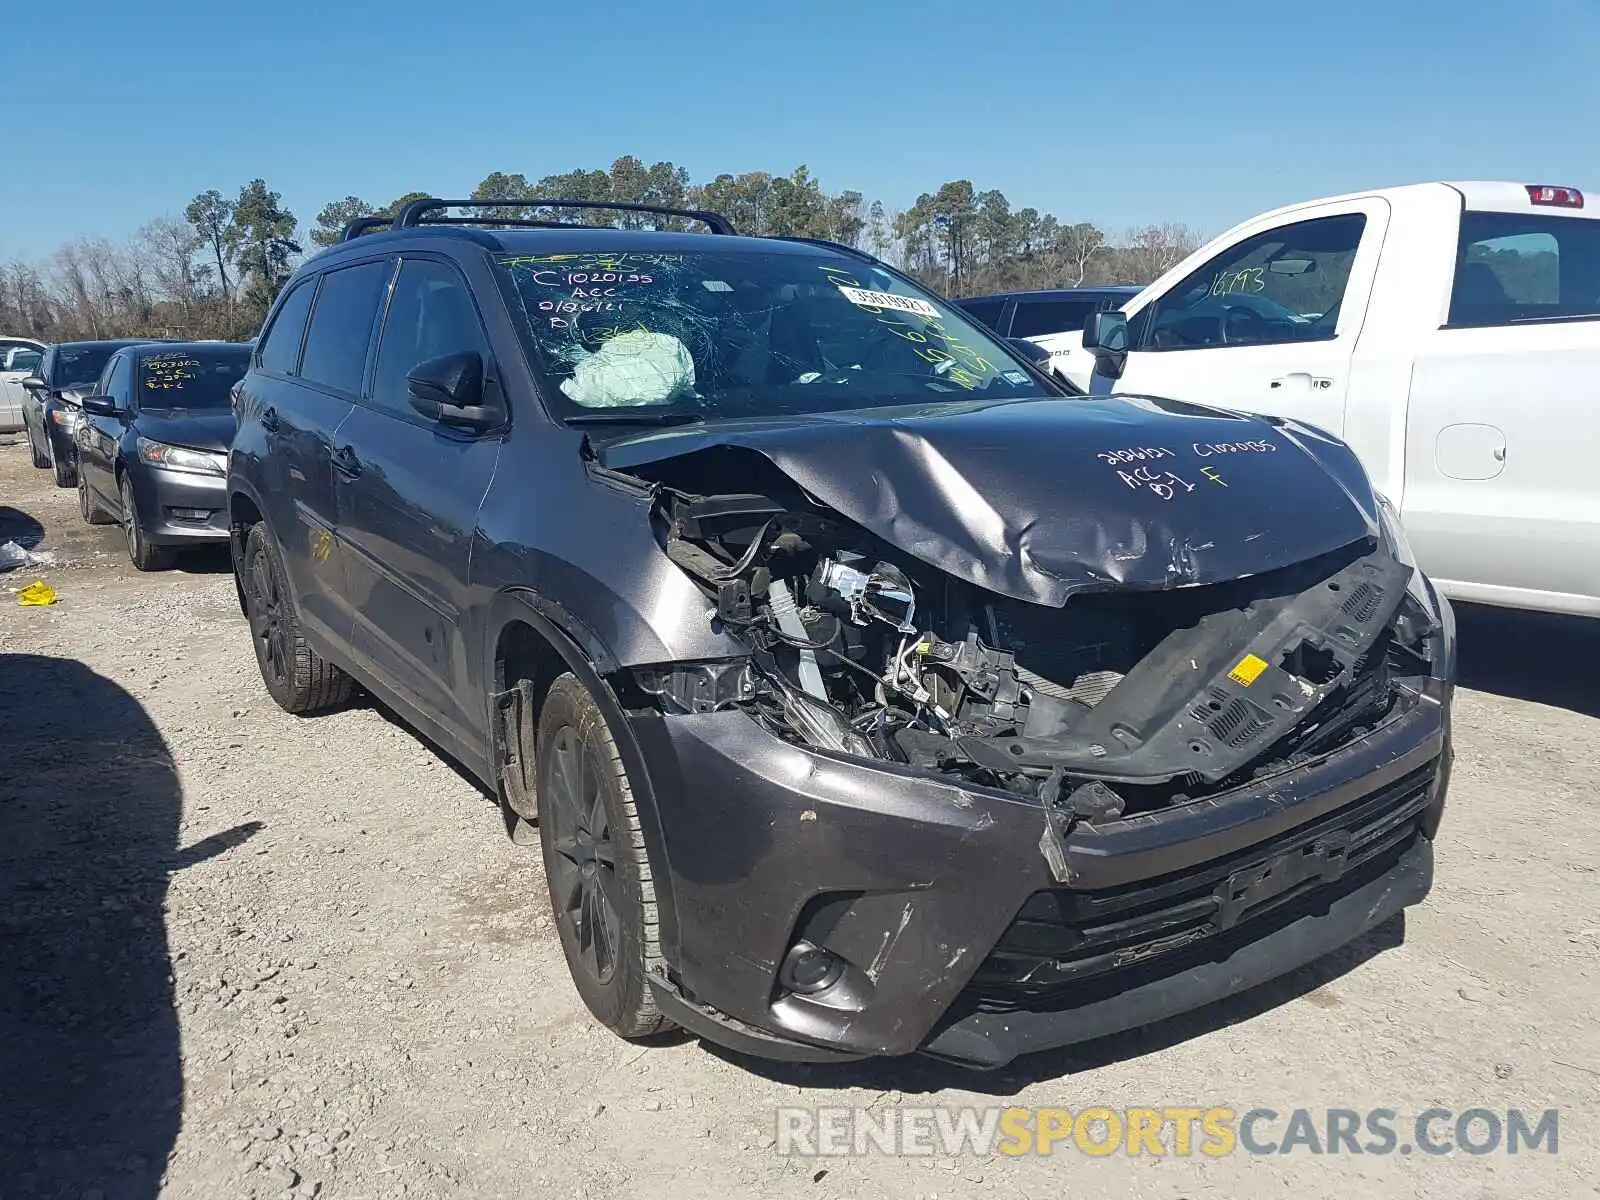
left=632, top=677, right=1451, bottom=1068
left=128, top=461, right=230, bottom=545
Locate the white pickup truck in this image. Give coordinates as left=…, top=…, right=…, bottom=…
left=1052, top=181, right=1600, bottom=619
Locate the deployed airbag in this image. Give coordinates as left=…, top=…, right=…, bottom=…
left=561, top=330, right=696, bottom=408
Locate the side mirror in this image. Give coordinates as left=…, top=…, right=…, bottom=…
left=80, top=395, right=118, bottom=417
left=407, top=351, right=502, bottom=431
left=1007, top=338, right=1052, bottom=369
left=20, top=375, right=47, bottom=394
left=1082, top=310, right=1130, bottom=379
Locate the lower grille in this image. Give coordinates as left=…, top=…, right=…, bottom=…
left=966, top=759, right=1439, bottom=1011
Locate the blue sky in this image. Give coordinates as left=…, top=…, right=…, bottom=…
left=3, top=0, right=1597, bottom=262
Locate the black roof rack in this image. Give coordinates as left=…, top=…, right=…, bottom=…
left=392, top=197, right=737, bottom=236
left=339, top=215, right=395, bottom=242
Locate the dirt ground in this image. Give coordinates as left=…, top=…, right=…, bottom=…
left=1, top=433, right=1597, bottom=1200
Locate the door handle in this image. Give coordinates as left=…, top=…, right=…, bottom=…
left=332, top=445, right=363, bottom=479
left=260, top=406, right=280, bottom=432
left=1269, top=374, right=1335, bottom=390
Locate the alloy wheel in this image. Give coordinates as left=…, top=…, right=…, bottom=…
left=248, top=550, right=291, bottom=687
left=542, top=727, right=620, bottom=985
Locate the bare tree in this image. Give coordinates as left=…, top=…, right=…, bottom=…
left=1115, top=223, right=1205, bottom=284
left=1057, top=221, right=1107, bottom=287
left=138, top=218, right=204, bottom=333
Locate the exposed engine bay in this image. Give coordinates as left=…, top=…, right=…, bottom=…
left=626, top=457, right=1445, bottom=821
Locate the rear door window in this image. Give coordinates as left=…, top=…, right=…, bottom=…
left=258, top=279, right=315, bottom=375
left=1449, top=212, right=1600, bottom=327
left=298, top=260, right=394, bottom=395
left=1010, top=298, right=1098, bottom=339
left=958, top=298, right=1008, bottom=333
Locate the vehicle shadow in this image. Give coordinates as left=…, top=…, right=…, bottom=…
left=1453, top=601, right=1600, bottom=719
left=170, top=544, right=235, bottom=575
left=0, top=504, right=45, bottom=551
left=706, top=914, right=1405, bottom=1096
left=0, top=654, right=260, bottom=1198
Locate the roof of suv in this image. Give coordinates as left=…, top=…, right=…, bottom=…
left=313, top=196, right=884, bottom=271
left=321, top=224, right=861, bottom=262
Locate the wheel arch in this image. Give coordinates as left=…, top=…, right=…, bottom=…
left=228, top=486, right=266, bottom=617
left=484, top=587, right=681, bottom=964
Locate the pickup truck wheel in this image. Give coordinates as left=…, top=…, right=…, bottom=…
left=536, top=672, right=668, bottom=1040
left=121, top=474, right=174, bottom=572
left=241, top=523, right=353, bottom=714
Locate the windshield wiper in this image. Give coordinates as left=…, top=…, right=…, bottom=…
left=562, top=410, right=707, bottom=427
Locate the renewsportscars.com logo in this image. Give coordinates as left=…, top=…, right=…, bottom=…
left=775, top=1106, right=1560, bottom=1159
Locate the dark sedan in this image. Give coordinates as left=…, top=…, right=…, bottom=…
left=75, top=342, right=250, bottom=571
left=21, top=340, right=153, bottom=486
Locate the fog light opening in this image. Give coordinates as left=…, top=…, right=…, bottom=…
left=779, top=940, right=845, bottom=995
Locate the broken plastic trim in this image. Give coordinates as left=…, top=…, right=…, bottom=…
left=633, top=660, right=756, bottom=714
left=954, top=546, right=1412, bottom=785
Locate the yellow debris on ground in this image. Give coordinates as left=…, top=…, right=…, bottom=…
left=16, top=580, right=57, bottom=606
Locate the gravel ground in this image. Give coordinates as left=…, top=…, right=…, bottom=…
left=2, top=434, right=1598, bottom=1200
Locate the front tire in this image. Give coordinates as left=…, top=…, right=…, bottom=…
left=120, top=474, right=174, bottom=571
left=535, top=673, right=667, bottom=1039
left=240, top=523, right=353, bottom=714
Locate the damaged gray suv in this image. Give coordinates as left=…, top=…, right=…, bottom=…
left=228, top=198, right=1455, bottom=1069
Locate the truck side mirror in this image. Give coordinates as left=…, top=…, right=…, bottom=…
left=1082, top=311, right=1129, bottom=379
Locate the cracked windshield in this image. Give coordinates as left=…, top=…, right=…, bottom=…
left=496, top=249, right=1045, bottom=421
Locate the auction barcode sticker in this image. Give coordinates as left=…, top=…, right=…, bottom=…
left=837, top=286, right=940, bottom=318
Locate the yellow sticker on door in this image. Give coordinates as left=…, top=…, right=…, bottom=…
left=1228, top=653, right=1269, bottom=686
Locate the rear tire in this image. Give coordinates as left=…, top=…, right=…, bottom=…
left=535, top=672, right=668, bottom=1040
left=121, top=474, right=174, bottom=571
left=48, top=435, right=75, bottom=488
left=240, top=522, right=353, bottom=714
left=78, top=473, right=114, bottom=525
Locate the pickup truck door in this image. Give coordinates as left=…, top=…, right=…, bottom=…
left=1401, top=205, right=1600, bottom=616
left=1093, top=198, right=1392, bottom=438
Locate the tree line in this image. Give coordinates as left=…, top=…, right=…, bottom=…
left=0, top=157, right=1205, bottom=344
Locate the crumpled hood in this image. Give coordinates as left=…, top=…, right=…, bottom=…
left=596, top=395, right=1382, bottom=606
left=135, top=409, right=236, bottom=453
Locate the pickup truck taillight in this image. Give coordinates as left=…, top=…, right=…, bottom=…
left=1526, top=184, right=1584, bottom=208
